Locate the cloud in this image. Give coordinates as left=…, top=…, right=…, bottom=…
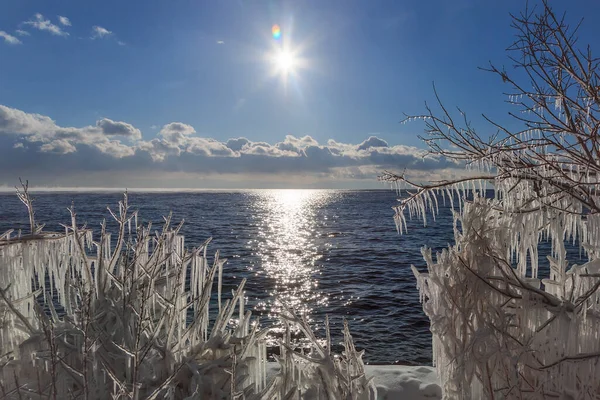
left=15, top=30, right=30, bottom=37
left=24, top=14, right=69, bottom=36
left=357, top=136, right=389, bottom=150
left=0, top=104, right=141, bottom=156
left=186, top=138, right=236, bottom=157
left=93, top=139, right=135, bottom=158
left=91, top=26, right=112, bottom=39
left=91, top=26, right=124, bottom=45
left=276, top=135, right=319, bottom=153
left=0, top=104, right=459, bottom=188
left=58, top=16, right=71, bottom=26
left=217, top=40, right=225, bottom=44
left=226, top=137, right=250, bottom=152
left=0, top=105, right=56, bottom=135
left=138, top=123, right=237, bottom=160
left=137, top=139, right=181, bottom=162
left=40, top=139, right=76, bottom=154
left=96, top=118, right=142, bottom=141
left=0, top=31, right=22, bottom=45
left=159, top=122, right=195, bottom=144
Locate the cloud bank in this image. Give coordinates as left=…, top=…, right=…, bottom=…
left=0, top=104, right=458, bottom=188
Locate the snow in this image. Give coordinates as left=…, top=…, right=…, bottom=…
left=365, top=365, right=441, bottom=400
left=266, top=363, right=441, bottom=400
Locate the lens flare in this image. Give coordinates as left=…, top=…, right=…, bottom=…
left=272, top=24, right=281, bottom=40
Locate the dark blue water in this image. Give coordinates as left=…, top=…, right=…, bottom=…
left=0, top=189, right=457, bottom=365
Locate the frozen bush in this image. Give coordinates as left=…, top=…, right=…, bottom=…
left=0, top=183, right=374, bottom=399
left=0, top=186, right=268, bottom=399
left=383, top=1, right=600, bottom=398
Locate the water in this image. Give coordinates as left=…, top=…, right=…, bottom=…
left=0, top=189, right=457, bottom=365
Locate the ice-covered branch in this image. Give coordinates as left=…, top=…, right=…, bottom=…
left=387, top=1, right=600, bottom=397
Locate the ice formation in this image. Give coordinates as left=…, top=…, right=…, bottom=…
left=385, top=1, right=600, bottom=397
left=0, top=193, right=269, bottom=399
left=387, top=159, right=600, bottom=399
left=263, top=308, right=377, bottom=399
left=0, top=188, right=377, bottom=399
left=401, top=147, right=600, bottom=399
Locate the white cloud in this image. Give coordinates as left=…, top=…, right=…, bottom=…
left=159, top=122, right=195, bottom=144
left=96, top=118, right=142, bottom=141
left=58, top=16, right=71, bottom=26
left=217, top=40, right=225, bottom=44
left=186, top=137, right=236, bottom=157
left=0, top=104, right=141, bottom=157
left=226, top=137, right=250, bottom=152
left=276, top=135, right=319, bottom=153
left=137, top=139, right=181, bottom=162
left=40, top=139, right=77, bottom=154
left=89, top=26, right=124, bottom=45
left=0, top=31, right=22, bottom=45
left=91, top=26, right=112, bottom=39
left=24, top=14, right=69, bottom=37
left=0, top=105, right=57, bottom=135
left=0, top=104, right=459, bottom=187
left=140, top=123, right=237, bottom=160
left=15, top=30, right=30, bottom=37
left=94, top=139, right=135, bottom=158
left=357, top=136, right=389, bottom=150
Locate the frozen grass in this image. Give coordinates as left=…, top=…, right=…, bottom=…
left=0, top=184, right=378, bottom=399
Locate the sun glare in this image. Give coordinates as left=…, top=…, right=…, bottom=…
left=273, top=50, right=296, bottom=73
left=263, top=26, right=309, bottom=91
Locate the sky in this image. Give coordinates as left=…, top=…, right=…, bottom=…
left=1, top=0, right=599, bottom=189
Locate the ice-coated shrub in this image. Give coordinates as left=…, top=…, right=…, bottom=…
left=382, top=1, right=600, bottom=398
left=413, top=196, right=600, bottom=398
left=263, top=306, right=377, bottom=400
left=0, top=190, right=268, bottom=399
left=0, top=184, right=376, bottom=400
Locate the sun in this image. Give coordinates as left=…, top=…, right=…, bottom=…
left=273, top=50, right=296, bottom=73
left=263, top=35, right=309, bottom=91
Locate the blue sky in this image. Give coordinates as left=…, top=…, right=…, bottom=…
left=1, top=0, right=598, bottom=188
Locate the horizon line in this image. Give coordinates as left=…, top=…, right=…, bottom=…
left=0, top=186, right=397, bottom=193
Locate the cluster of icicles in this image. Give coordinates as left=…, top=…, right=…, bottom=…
left=0, top=195, right=376, bottom=399
left=404, top=176, right=600, bottom=399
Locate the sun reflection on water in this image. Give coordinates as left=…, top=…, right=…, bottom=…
left=248, top=189, right=335, bottom=347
